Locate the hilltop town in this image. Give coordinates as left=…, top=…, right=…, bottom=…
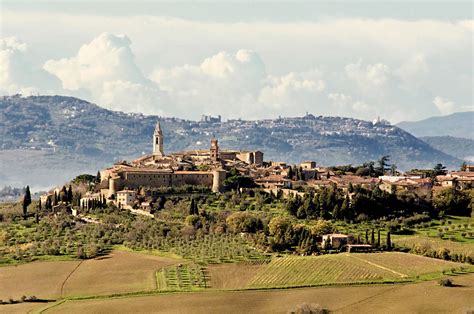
left=35, top=122, right=474, bottom=222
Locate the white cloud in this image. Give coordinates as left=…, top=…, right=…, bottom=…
left=345, top=60, right=391, bottom=90
left=258, top=72, right=325, bottom=110
left=0, top=37, right=60, bottom=95
left=1, top=10, right=472, bottom=121
left=43, top=33, right=163, bottom=114
left=433, top=96, right=455, bottom=115
left=395, top=53, right=430, bottom=90
left=99, top=80, right=165, bottom=115
left=151, top=51, right=327, bottom=118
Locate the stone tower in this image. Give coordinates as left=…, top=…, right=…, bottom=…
left=210, top=137, right=219, bottom=161
left=153, top=121, right=164, bottom=157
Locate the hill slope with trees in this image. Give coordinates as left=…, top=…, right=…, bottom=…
left=0, top=95, right=461, bottom=188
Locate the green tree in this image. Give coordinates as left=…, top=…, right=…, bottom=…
left=287, top=166, right=294, bottom=179
left=390, top=164, right=397, bottom=176
left=348, top=182, right=354, bottom=193
left=189, top=198, right=199, bottom=215
left=67, top=186, right=73, bottom=203
left=433, top=163, right=447, bottom=176
left=386, top=231, right=391, bottom=250
left=22, top=185, right=31, bottom=219
left=433, top=187, right=471, bottom=216
left=460, top=162, right=467, bottom=172
left=377, top=229, right=381, bottom=247
left=377, top=155, right=391, bottom=175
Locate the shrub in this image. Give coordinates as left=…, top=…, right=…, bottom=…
left=291, top=303, right=328, bottom=314
left=438, top=278, right=453, bottom=287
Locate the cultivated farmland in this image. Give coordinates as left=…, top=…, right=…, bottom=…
left=246, top=253, right=470, bottom=289
left=354, top=252, right=466, bottom=277
left=154, top=234, right=267, bottom=264
left=42, top=273, right=474, bottom=314
left=0, top=250, right=179, bottom=301
left=394, top=236, right=474, bottom=262
left=0, top=260, right=81, bottom=300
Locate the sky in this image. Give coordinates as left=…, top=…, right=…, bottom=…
left=0, top=1, right=472, bottom=123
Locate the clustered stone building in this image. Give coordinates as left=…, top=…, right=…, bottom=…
left=89, top=121, right=265, bottom=210
left=72, top=120, right=474, bottom=214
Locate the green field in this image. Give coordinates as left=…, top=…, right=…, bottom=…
left=246, top=252, right=468, bottom=289
left=156, top=263, right=207, bottom=291
left=393, top=236, right=474, bottom=262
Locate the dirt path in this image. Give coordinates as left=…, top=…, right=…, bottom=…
left=59, top=260, right=84, bottom=298
left=347, top=254, right=408, bottom=278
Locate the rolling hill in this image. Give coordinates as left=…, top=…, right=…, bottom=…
left=0, top=95, right=462, bottom=189
left=397, top=111, right=474, bottom=139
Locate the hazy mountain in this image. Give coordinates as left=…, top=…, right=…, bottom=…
left=0, top=95, right=462, bottom=189
left=420, top=136, right=474, bottom=163
left=397, top=111, right=474, bottom=139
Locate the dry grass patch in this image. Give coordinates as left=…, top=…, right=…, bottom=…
left=44, top=274, right=474, bottom=314
left=207, top=263, right=264, bottom=289
left=62, top=250, right=179, bottom=297
left=0, top=260, right=81, bottom=300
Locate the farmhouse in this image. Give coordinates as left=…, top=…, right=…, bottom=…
left=345, top=244, right=373, bottom=253
left=322, top=233, right=350, bottom=249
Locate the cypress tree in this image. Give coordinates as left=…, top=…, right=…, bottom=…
left=46, top=197, right=52, bottom=210
left=67, top=186, right=73, bottom=203
left=61, top=186, right=67, bottom=203
left=386, top=231, right=391, bottom=250
left=287, top=166, right=294, bottom=179
left=365, top=229, right=369, bottom=244
left=377, top=229, right=381, bottom=247
left=194, top=200, right=199, bottom=215
left=189, top=198, right=196, bottom=215
left=22, top=185, right=32, bottom=219
left=348, top=182, right=354, bottom=193
left=371, top=229, right=375, bottom=245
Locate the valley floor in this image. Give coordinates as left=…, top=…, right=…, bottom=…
left=5, top=273, right=472, bottom=314
left=0, top=250, right=473, bottom=313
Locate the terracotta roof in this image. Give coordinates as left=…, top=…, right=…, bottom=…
left=255, top=175, right=289, bottom=182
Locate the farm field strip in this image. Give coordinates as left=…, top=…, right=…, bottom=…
left=353, top=252, right=468, bottom=277
left=347, top=254, right=407, bottom=278
left=245, top=253, right=467, bottom=289
left=156, top=263, right=207, bottom=291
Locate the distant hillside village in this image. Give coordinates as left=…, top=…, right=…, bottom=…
left=39, top=121, right=474, bottom=219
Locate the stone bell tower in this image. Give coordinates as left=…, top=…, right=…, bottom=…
left=153, top=121, right=164, bottom=157
left=210, top=137, right=219, bottom=161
